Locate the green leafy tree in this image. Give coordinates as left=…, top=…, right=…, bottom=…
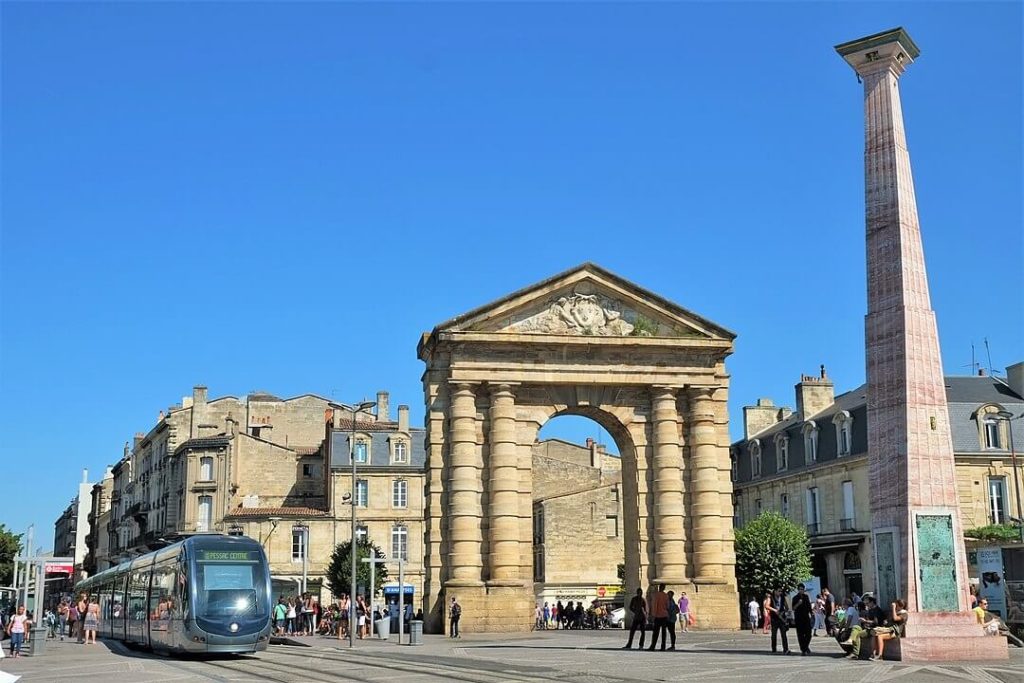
left=326, top=539, right=389, bottom=598
left=734, top=511, right=812, bottom=600
left=0, top=524, right=23, bottom=589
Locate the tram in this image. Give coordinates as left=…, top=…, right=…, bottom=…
left=75, top=534, right=272, bottom=653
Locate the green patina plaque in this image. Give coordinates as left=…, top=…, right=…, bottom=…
left=874, top=531, right=898, bottom=608
left=916, top=515, right=959, bottom=611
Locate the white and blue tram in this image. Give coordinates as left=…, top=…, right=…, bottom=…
left=75, top=534, right=272, bottom=653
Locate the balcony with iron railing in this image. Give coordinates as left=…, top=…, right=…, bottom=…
left=806, top=522, right=820, bottom=536
left=840, top=518, right=855, bottom=532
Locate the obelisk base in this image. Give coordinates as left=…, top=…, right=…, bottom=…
left=885, top=613, right=1008, bottom=662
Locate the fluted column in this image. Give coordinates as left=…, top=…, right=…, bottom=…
left=651, top=387, right=687, bottom=583
left=688, top=387, right=724, bottom=582
left=447, top=382, right=483, bottom=584
left=488, top=383, right=520, bottom=583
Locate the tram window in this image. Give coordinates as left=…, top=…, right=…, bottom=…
left=130, top=569, right=149, bottom=622
left=150, top=562, right=175, bottom=631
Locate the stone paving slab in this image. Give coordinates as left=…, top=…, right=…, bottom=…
left=1, top=631, right=1020, bottom=682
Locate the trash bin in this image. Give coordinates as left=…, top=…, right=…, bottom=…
left=375, top=618, right=390, bottom=640
left=409, top=620, right=423, bottom=646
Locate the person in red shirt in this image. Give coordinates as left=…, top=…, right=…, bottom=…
left=647, top=584, right=671, bottom=651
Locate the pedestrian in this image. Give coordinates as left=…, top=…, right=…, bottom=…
left=747, top=596, right=760, bottom=635
left=821, top=588, right=835, bottom=636
left=622, top=588, right=647, bottom=650
left=337, top=595, right=349, bottom=641
left=75, top=593, right=88, bottom=644
left=792, top=583, right=813, bottom=655
left=57, top=600, right=69, bottom=641
left=767, top=588, right=791, bottom=655
left=677, top=591, right=691, bottom=633
left=542, top=602, right=551, bottom=629
left=6, top=606, right=29, bottom=658
left=286, top=598, right=297, bottom=635
left=812, top=594, right=825, bottom=637
left=761, top=592, right=771, bottom=634
left=274, top=597, right=286, bottom=635
left=665, top=590, right=679, bottom=650
left=449, top=596, right=462, bottom=639
left=555, top=601, right=564, bottom=630
left=84, top=596, right=100, bottom=645
left=356, top=595, right=369, bottom=638
left=647, top=584, right=670, bottom=651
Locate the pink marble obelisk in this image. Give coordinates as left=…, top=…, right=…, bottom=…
left=836, top=28, right=1006, bottom=661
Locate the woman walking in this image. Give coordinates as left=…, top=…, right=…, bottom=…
left=813, top=594, right=825, bottom=637
left=761, top=592, right=772, bottom=634
left=6, top=605, right=29, bottom=658
left=84, top=597, right=100, bottom=644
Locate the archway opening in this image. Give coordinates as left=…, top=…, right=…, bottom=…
left=531, top=413, right=629, bottom=629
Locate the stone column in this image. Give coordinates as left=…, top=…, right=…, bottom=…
left=651, top=388, right=686, bottom=583
left=688, top=387, right=724, bottom=582
left=488, top=383, right=521, bottom=583
left=447, top=383, right=483, bottom=585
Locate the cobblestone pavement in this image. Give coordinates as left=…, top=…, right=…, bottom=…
left=1, top=631, right=1021, bottom=682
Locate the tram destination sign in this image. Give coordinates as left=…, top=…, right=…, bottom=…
left=197, top=550, right=260, bottom=562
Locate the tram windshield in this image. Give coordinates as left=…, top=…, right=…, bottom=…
left=194, top=549, right=268, bottom=618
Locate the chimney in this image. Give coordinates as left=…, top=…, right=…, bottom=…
left=123, top=441, right=130, bottom=457
left=398, top=405, right=410, bottom=433
left=978, top=368, right=986, bottom=377
left=133, top=432, right=145, bottom=449
left=743, top=398, right=779, bottom=439
left=589, top=439, right=601, bottom=469
left=226, top=413, right=238, bottom=437
left=82, top=468, right=89, bottom=484
left=193, top=385, right=208, bottom=406
left=796, top=366, right=835, bottom=420
left=1006, top=362, right=1024, bottom=399
left=377, top=391, right=390, bottom=422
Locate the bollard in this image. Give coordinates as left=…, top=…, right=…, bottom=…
left=408, top=620, right=423, bottom=646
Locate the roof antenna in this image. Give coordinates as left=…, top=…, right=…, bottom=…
left=984, top=338, right=995, bottom=377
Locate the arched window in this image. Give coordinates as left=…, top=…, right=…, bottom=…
left=750, top=440, right=762, bottom=478
left=983, top=417, right=1002, bottom=450
left=832, top=411, right=853, bottom=456
left=803, top=422, right=819, bottom=463
left=391, top=525, right=408, bottom=561
left=775, top=434, right=790, bottom=472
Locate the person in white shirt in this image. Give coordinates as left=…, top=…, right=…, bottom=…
left=747, top=597, right=761, bottom=634
left=844, top=599, right=860, bottom=628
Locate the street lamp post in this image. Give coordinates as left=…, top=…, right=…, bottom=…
left=348, top=400, right=376, bottom=648
left=995, top=410, right=1023, bottom=542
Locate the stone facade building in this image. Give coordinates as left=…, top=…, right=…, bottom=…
left=532, top=438, right=625, bottom=607
left=732, top=363, right=1024, bottom=600
left=83, top=467, right=113, bottom=574
left=53, top=470, right=96, bottom=573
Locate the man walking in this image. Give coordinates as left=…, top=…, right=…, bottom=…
left=448, top=596, right=462, bottom=639
left=647, top=584, right=670, bottom=651
left=665, top=590, right=679, bottom=650
left=767, top=588, right=791, bottom=654
left=677, top=591, right=691, bottom=633
left=622, top=588, right=647, bottom=649
left=792, top=583, right=813, bottom=655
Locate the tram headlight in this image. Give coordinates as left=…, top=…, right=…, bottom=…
left=230, top=623, right=239, bottom=633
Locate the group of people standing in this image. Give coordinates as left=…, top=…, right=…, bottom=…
left=750, top=586, right=908, bottom=660
left=3, top=593, right=99, bottom=657
left=534, top=600, right=618, bottom=630
left=622, top=585, right=692, bottom=651
left=271, top=593, right=320, bottom=637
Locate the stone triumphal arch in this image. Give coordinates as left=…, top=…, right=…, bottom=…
left=418, top=263, right=739, bottom=632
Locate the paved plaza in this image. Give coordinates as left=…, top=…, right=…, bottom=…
left=1, top=631, right=1020, bottom=683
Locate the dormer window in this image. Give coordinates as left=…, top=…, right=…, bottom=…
left=833, top=411, right=854, bottom=457
left=750, top=440, right=762, bottom=478
left=775, top=434, right=789, bottom=472
left=975, top=405, right=1007, bottom=451
left=393, top=440, right=408, bottom=464
left=983, top=418, right=1002, bottom=450
left=730, top=450, right=738, bottom=482
left=803, top=422, right=819, bottom=463
left=354, top=438, right=369, bottom=463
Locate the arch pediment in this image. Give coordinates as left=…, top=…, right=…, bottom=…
left=425, top=262, right=735, bottom=342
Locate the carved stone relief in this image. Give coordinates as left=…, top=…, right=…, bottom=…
left=508, top=292, right=646, bottom=336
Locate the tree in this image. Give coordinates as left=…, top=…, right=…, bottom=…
left=734, top=511, right=812, bottom=600
left=0, top=524, right=23, bottom=589
left=325, top=538, right=389, bottom=599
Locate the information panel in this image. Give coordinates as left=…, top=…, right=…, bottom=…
left=916, top=514, right=959, bottom=612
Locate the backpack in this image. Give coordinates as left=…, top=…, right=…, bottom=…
left=451, top=603, right=461, bottom=618
left=69, top=606, right=79, bottom=621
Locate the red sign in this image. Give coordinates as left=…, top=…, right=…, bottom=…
left=45, top=562, right=74, bottom=575
left=597, top=586, right=607, bottom=598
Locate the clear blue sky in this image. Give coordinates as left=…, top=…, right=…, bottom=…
left=2, top=2, right=1020, bottom=545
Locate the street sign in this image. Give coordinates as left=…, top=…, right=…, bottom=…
left=44, top=562, right=74, bottom=575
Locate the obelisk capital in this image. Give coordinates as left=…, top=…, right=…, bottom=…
left=835, top=27, right=920, bottom=79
